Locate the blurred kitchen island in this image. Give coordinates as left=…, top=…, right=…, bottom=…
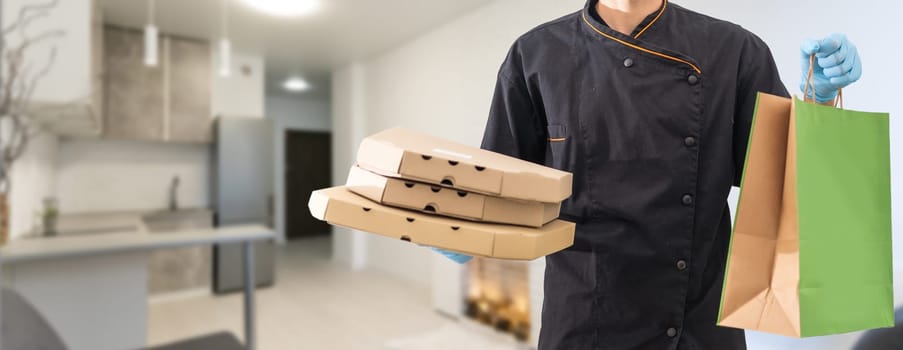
left=0, top=224, right=273, bottom=350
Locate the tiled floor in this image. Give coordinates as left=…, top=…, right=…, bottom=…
left=147, top=235, right=456, bottom=349
left=147, top=234, right=896, bottom=350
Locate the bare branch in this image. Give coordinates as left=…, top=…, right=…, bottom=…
left=1, top=0, right=60, bottom=36
left=19, top=29, right=65, bottom=46
left=16, top=18, right=65, bottom=47
left=0, top=0, right=61, bottom=186
left=14, top=10, right=50, bottom=41
left=8, top=121, right=31, bottom=165
left=0, top=168, right=10, bottom=194
left=7, top=115, right=26, bottom=162
left=22, top=45, right=58, bottom=111
left=0, top=49, right=24, bottom=116
left=1, top=29, right=62, bottom=119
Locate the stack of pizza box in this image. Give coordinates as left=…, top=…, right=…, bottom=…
left=309, top=128, right=576, bottom=260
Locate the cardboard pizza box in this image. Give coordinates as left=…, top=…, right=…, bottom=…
left=308, top=186, right=575, bottom=260
left=355, top=128, right=572, bottom=203
left=345, top=165, right=559, bottom=227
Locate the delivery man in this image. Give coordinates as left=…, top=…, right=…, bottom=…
left=433, top=0, right=863, bottom=349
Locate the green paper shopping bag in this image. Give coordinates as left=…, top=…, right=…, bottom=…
left=717, top=66, right=893, bottom=337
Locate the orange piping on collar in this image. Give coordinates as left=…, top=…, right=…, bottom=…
left=634, top=0, right=667, bottom=39
left=581, top=11, right=702, bottom=74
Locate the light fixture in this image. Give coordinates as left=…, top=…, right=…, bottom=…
left=218, top=0, right=232, bottom=77
left=238, top=0, right=319, bottom=17
left=282, top=77, right=311, bottom=92
left=144, top=0, right=158, bottom=66
left=219, top=39, right=231, bottom=77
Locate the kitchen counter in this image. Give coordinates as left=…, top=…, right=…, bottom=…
left=44, top=209, right=224, bottom=297
left=51, top=208, right=214, bottom=236
left=1, top=224, right=272, bottom=264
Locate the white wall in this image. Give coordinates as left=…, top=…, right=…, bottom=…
left=266, top=95, right=331, bottom=242
left=55, top=139, right=209, bottom=213
left=333, top=0, right=583, bottom=287
left=10, top=134, right=59, bottom=239
left=331, top=64, right=368, bottom=270
left=212, top=52, right=265, bottom=118
left=267, top=96, right=331, bottom=131
left=334, top=0, right=901, bottom=348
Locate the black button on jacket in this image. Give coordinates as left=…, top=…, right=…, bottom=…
left=480, top=1, right=789, bottom=349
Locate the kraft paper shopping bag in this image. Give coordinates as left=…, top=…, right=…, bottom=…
left=716, top=88, right=893, bottom=337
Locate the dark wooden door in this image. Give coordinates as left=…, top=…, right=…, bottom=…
left=285, top=130, right=332, bottom=239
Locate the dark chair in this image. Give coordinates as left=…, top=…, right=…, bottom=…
left=852, top=308, right=903, bottom=350
left=1, top=288, right=245, bottom=350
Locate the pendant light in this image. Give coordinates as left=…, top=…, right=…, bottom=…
left=144, top=0, right=159, bottom=66
left=219, top=0, right=232, bottom=77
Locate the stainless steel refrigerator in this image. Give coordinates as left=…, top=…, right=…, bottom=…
left=211, top=116, right=276, bottom=293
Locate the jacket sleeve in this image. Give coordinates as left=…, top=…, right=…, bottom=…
left=480, top=43, right=546, bottom=165
left=732, top=33, right=790, bottom=186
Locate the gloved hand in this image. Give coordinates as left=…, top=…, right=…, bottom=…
left=799, top=33, right=862, bottom=104
left=431, top=247, right=473, bottom=264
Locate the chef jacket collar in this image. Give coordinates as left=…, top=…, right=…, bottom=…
left=583, top=0, right=667, bottom=40
left=580, top=0, right=703, bottom=74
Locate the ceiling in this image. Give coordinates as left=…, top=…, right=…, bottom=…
left=99, top=0, right=493, bottom=98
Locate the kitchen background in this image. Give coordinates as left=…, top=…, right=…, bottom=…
left=1, top=0, right=901, bottom=349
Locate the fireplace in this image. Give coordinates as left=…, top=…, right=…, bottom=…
left=431, top=254, right=546, bottom=348
left=461, top=254, right=545, bottom=346
left=464, top=257, right=532, bottom=340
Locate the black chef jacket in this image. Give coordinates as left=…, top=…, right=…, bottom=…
left=481, top=1, right=790, bottom=349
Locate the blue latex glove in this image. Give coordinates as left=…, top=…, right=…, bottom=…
left=800, top=33, right=862, bottom=103
left=431, top=247, right=473, bottom=264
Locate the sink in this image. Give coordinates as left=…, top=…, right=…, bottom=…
left=53, top=226, right=140, bottom=236
left=142, top=208, right=212, bottom=222
left=52, top=209, right=214, bottom=236
left=53, top=212, right=144, bottom=237
left=142, top=208, right=214, bottom=232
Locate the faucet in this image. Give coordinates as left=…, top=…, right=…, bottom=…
left=169, top=175, right=180, bottom=211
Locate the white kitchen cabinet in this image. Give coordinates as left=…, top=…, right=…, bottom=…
left=2, top=0, right=104, bottom=137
